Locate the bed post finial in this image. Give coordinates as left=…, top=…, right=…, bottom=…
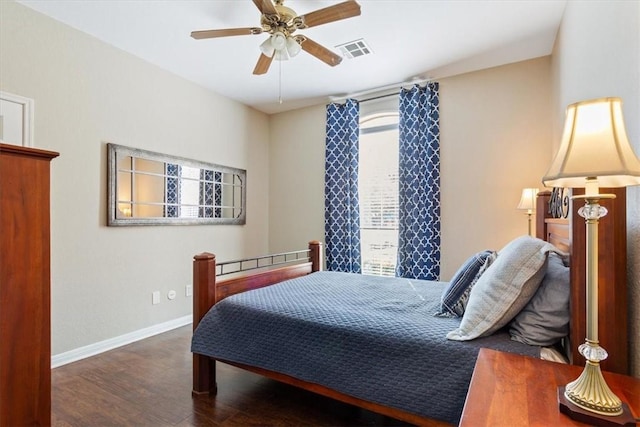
left=309, top=241, right=323, bottom=272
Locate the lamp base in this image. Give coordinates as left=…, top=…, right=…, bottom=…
left=558, top=387, right=636, bottom=427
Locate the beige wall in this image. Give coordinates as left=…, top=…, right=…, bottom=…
left=0, top=1, right=270, bottom=355
left=269, top=57, right=552, bottom=280
left=269, top=104, right=326, bottom=253
left=550, top=0, right=640, bottom=377
left=440, top=58, right=551, bottom=277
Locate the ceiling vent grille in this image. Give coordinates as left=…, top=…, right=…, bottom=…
left=335, top=39, right=372, bottom=59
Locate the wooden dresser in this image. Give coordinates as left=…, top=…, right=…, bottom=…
left=0, top=143, right=58, bottom=426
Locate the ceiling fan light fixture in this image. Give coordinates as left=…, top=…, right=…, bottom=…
left=274, top=49, right=289, bottom=61
left=271, top=32, right=287, bottom=51
left=259, top=37, right=275, bottom=57
left=285, top=36, right=301, bottom=57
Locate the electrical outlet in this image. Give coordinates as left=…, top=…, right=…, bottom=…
left=152, top=291, right=160, bottom=305
left=167, top=290, right=177, bottom=300
left=185, top=285, right=193, bottom=297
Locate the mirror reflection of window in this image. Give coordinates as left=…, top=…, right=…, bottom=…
left=135, top=158, right=164, bottom=218
left=179, top=166, right=200, bottom=218
left=165, top=163, right=180, bottom=217
left=214, top=171, right=222, bottom=218
left=198, top=169, right=218, bottom=218
left=116, top=155, right=133, bottom=218
left=223, top=173, right=244, bottom=219
left=108, top=143, right=246, bottom=225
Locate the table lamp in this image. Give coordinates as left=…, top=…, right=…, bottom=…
left=516, top=188, right=538, bottom=235
left=542, top=97, right=640, bottom=425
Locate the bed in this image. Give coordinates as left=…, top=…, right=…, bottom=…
left=190, top=189, right=629, bottom=426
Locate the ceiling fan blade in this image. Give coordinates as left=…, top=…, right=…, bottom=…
left=300, top=37, right=342, bottom=67
left=252, top=0, right=278, bottom=16
left=298, top=0, right=361, bottom=29
left=253, top=53, right=274, bottom=75
left=191, top=27, right=262, bottom=40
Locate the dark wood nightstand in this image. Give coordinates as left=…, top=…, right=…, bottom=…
left=459, top=348, right=640, bottom=426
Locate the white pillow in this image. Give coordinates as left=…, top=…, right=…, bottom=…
left=447, top=236, right=558, bottom=341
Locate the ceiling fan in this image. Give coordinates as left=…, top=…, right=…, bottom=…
left=191, top=0, right=361, bottom=75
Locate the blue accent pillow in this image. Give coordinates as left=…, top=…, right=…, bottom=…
left=435, top=250, right=496, bottom=317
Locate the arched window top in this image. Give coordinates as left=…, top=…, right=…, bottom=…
left=360, top=112, right=399, bottom=135
left=360, top=112, right=398, bottom=127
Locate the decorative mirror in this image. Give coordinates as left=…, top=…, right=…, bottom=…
left=107, top=143, right=246, bottom=226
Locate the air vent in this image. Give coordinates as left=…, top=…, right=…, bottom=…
left=335, top=39, right=372, bottom=59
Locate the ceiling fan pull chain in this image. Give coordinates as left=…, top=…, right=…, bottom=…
left=278, top=58, right=283, bottom=104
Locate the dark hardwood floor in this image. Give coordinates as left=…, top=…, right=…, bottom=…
left=52, top=325, right=413, bottom=426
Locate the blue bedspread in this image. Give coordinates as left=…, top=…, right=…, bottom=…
left=191, top=271, right=540, bottom=424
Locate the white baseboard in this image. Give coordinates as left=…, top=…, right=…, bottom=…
left=51, top=315, right=192, bottom=368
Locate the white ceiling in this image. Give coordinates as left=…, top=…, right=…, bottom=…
left=16, top=0, right=567, bottom=114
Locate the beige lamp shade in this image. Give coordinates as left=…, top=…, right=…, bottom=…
left=517, top=188, right=538, bottom=212
left=542, top=97, right=640, bottom=189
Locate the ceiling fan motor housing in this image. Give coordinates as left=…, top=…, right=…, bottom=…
left=261, top=3, right=301, bottom=36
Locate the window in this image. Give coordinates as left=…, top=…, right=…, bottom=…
left=359, top=113, right=399, bottom=276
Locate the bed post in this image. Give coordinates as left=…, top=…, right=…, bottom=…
left=309, top=241, right=323, bottom=272
left=192, top=252, right=217, bottom=396
left=535, top=190, right=552, bottom=240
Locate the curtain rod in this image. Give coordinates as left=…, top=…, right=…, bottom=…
left=359, top=92, right=398, bottom=103
left=328, top=77, right=433, bottom=104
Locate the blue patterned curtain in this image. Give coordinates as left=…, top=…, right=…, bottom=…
left=396, top=83, right=441, bottom=280
left=325, top=99, right=361, bottom=273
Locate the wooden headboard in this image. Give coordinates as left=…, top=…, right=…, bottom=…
left=536, top=189, right=628, bottom=375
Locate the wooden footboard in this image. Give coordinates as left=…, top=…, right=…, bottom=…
left=192, top=241, right=323, bottom=396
